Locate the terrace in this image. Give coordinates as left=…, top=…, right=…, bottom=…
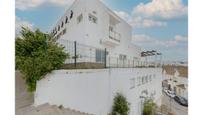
left=57, top=39, right=162, bottom=69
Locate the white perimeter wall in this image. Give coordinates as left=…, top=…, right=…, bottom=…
left=35, top=68, right=162, bottom=115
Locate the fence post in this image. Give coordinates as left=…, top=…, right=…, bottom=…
left=117, top=58, right=118, bottom=68
left=123, top=59, right=125, bottom=68
left=104, top=48, right=107, bottom=68
left=133, top=60, right=134, bottom=68
left=74, top=41, right=77, bottom=68
left=128, top=60, right=129, bottom=68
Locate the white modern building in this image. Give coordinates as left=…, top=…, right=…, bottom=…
left=34, top=0, right=163, bottom=115
left=51, top=0, right=142, bottom=65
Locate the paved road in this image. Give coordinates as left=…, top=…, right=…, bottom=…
left=161, top=92, right=188, bottom=115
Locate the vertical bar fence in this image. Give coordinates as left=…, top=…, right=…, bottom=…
left=57, top=39, right=162, bottom=69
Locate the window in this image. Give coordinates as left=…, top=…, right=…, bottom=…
left=119, top=54, right=127, bottom=60
left=65, top=16, right=68, bottom=24
left=61, top=21, right=64, bottom=28
left=88, top=14, right=97, bottom=23
left=130, top=78, right=135, bottom=89
left=153, top=74, right=156, bottom=79
left=133, top=57, right=139, bottom=61
left=70, top=10, right=73, bottom=19
left=54, top=28, right=57, bottom=35
left=137, top=77, right=141, bottom=86
left=149, top=75, right=152, bottom=82
left=63, top=29, right=66, bottom=35
left=145, top=75, right=148, bottom=83
left=60, top=31, right=63, bottom=36
left=142, top=76, right=145, bottom=84
left=56, top=34, right=60, bottom=39
left=109, top=26, right=113, bottom=31
left=77, top=14, right=83, bottom=24
left=95, top=49, right=105, bottom=62
left=93, top=11, right=97, bottom=14
left=58, top=25, right=60, bottom=31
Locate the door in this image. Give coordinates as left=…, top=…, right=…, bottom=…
left=95, top=49, right=105, bottom=63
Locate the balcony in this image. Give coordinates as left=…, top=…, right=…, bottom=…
left=101, top=30, right=121, bottom=47
left=109, top=30, right=121, bottom=42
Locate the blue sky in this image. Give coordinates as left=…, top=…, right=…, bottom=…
left=16, top=0, right=188, bottom=62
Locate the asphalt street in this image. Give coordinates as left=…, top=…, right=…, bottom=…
left=162, top=92, right=188, bottom=115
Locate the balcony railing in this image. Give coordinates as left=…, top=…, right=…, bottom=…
left=109, top=30, right=121, bottom=42
left=57, top=39, right=162, bottom=69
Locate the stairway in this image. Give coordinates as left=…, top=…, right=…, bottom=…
left=15, top=71, right=34, bottom=109
left=16, top=71, right=93, bottom=115
left=16, top=103, right=92, bottom=115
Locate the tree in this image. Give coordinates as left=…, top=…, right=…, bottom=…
left=15, top=27, right=68, bottom=92
left=112, top=93, right=130, bottom=115
left=143, top=99, right=157, bottom=115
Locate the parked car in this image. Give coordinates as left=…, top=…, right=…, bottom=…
left=174, top=96, right=188, bottom=107
left=166, top=90, right=176, bottom=98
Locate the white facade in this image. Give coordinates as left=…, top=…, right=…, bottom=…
left=51, top=0, right=141, bottom=62
left=34, top=0, right=163, bottom=115
left=35, top=68, right=162, bottom=115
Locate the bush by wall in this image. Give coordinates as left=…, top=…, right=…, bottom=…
left=112, top=93, right=129, bottom=115
left=15, top=27, right=68, bottom=92
left=143, top=99, right=157, bottom=115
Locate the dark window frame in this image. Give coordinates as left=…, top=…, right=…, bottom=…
left=70, top=10, right=73, bottom=19
left=61, top=21, right=64, bottom=28
left=58, top=25, right=60, bottom=31
left=65, top=16, right=68, bottom=23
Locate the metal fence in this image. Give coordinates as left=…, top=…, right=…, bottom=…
left=57, top=39, right=161, bottom=69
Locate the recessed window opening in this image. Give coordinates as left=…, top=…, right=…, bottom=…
left=61, top=21, right=64, bottom=27
left=58, top=25, right=60, bottom=31
left=77, top=14, right=83, bottom=24
left=70, top=10, right=73, bottom=19
left=88, top=14, right=97, bottom=24
left=65, top=16, right=68, bottom=23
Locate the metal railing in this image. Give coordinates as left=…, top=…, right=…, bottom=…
left=57, top=39, right=161, bottom=69
left=109, top=30, right=121, bottom=42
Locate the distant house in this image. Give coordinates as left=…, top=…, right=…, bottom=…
left=162, top=65, right=188, bottom=99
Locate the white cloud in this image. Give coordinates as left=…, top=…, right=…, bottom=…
left=15, top=16, right=33, bottom=36
left=114, top=11, right=167, bottom=28
left=114, top=0, right=187, bottom=28
left=130, top=17, right=167, bottom=28
left=133, top=0, right=187, bottom=19
left=132, top=34, right=187, bottom=48
left=16, top=0, right=104, bottom=10
left=174, top=35, right=188, bottom=42
left=132, top=34, right=153, bottom=42
left=132, top=34, right=188, bottom=61
left=16, top=0, right=75, bottom=10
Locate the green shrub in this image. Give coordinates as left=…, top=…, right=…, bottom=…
left=15, top=27, right=68, bottom=92
left=143, top=99, right=157, bottom=115
left=112, top=93, right=129, bottom=115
